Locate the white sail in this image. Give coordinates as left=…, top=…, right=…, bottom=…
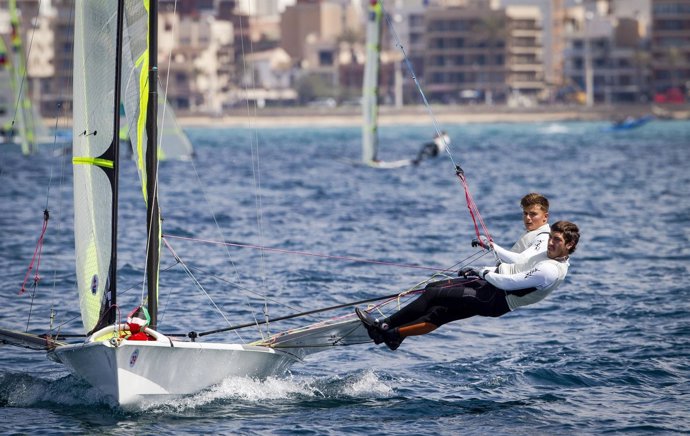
left=120, top=84, right=193, bottom=161
left=359, top=1, right=412, bottom=169
left=361, top=0, right=382, bottom=164
left=71, top=1, right=119, bottom=334
left=158, top=91, right=194, bottom=160
left=120, top=1, right=152, bottom=200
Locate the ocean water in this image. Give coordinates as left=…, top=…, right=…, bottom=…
left=1, top=119, right=689, bottom=434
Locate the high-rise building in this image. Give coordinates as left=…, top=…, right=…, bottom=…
left=650, top=0, right=690, bottom=96
left=422, top=3, right=510, bottom=103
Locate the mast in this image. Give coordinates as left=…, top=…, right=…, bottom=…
left=146, top=0, right=160, bottom=329
left=107, top=0, right=125, bottom=326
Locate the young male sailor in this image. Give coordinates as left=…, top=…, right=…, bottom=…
left=356, top=220, right=580, bottom=350
left=476, top=193, right=551, bottom=265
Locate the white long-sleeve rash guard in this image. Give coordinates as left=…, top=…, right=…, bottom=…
left=492, top=223, right=551, bottom=265
left=480, top=251, right=569, bottom=310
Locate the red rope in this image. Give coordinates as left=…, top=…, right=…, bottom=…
left=19, top=210, right=49, bottom=295
left=455, top=167, right=492, bottom=244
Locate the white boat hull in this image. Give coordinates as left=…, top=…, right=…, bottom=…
left=49, top=336, right=298, bottom=406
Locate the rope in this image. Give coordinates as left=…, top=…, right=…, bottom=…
left=20, top=210, right=49, bottom=332
left=160, top=237, right=246, bottom=342
left=19, top=210, right=49, bottom=296
left=382, top=3, right=493, bottom=245
left=455, top=166, right=493, bottom=244
left=163, top=233, right=454, bottom=273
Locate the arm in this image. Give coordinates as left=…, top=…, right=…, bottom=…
left=492, top=232, right=549, bottom=265
left=483, top=261, right=559, bottom=292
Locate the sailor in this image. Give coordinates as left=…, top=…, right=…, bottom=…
left=412, top=131, right=450, bottom=165
left=356, top=220, right=580, bottom=351
left=475, top=193, right=551, bottom=265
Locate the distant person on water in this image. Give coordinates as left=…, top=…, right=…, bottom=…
left=412, top=131, right=450, bottom=165
left=475, top=193, right=551, bottom=265
left=356, top=220, right=580, bottom=350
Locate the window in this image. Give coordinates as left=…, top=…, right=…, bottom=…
left=318, top=51, right=333, bottom=66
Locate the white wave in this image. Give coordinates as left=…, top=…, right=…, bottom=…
left=341, top=370, right=394, bottom=397
left=539, top=124, right=569, bottom=134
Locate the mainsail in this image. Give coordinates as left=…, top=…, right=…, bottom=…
left=72, top=2, right=119, bottom=333
left=158, top=93, right=193, bottom=160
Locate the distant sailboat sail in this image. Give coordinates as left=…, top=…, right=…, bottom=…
left=361, top=0, right=382, bottom=164
left=360, top=0, right=412, bottom=169
left=0, top=37, right=13, bottom=138
left=1, top=0, right=47, bottom=154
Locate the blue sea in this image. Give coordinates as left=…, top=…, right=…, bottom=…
left=1, top=119, right=689, bottom=434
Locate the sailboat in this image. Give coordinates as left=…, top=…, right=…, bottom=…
left=361, top=0, right=412, bottom=169
left=1, top=0, right=402, bottom=407
left=0, top=0, right=48, bottom=155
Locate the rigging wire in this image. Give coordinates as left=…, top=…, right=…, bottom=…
left=45, top=0, right=74, bottom=334
left=237, top=3, right=273, bottom=340
left=14, top=0, right=74, bottom=333
left=164, top=233, right=463, bottom=272
left=381, top=3, right=495, bottom=248
left=161, top=238, right=245, bottom=342
left=155, top=237, right=491, bottom=339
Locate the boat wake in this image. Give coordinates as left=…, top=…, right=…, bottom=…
left=0, top=371, right=107, bottom=408
left=0, top=369, right=394, bottom=412
left=146, top=369, right=395, bottom=412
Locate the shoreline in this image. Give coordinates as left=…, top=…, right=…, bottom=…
left=176, top=103, right=687, bottom=128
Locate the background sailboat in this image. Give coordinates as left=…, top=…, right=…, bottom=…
left=361, top=0, right=412, bottom=169
left=0, top=0, right=49, bottom=155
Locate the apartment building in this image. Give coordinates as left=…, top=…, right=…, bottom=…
left=159, top=12, right=235, bottom=115
left=563, top=1, right=649, bottom=103
left=650, top=0, right=690, bottom=97
left=505, top=5, right=546, bottom=103
left=421, top=4, right=510, bottom=104
left=280, top=0, right=359, bottom=60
